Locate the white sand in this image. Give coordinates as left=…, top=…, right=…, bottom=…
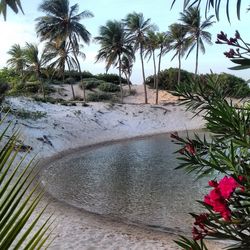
left=2, top=88, right=229, bottom=249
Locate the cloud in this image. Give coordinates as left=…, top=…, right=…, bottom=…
left=0, top=21, right=37, bottom=67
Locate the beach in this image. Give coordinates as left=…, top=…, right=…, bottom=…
left=2, top=86, right=228, bottom=249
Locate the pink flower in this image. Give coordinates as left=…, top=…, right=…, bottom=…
left=204, top=176, right=243, bottom=221
left=194, top=213, right=209, bottom=230
left=192, top=226, right=207, bottom=240
left=184, top=143, right=196, bottom=155
left=218, top=176, right=239, bottom=199
left=209, top=180, right=218, bottom=188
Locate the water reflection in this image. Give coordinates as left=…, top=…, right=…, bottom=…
left=42, top=131, right=209, bottom=233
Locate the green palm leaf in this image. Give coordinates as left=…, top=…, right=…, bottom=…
left=0, top=118, right=53, bottom=249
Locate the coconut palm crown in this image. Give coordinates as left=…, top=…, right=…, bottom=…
left=95, top=20, right=134, bottom=102
left=167, top=23, right=189, bottom=85
left=36, top=0, right=93, bottom=44
left=179, top=6, right=214, bottom=75
left=7, top=44, right=25, bottom=77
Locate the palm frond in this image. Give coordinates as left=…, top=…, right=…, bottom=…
left=0, top=0, right=24, bottom=20
left=0, top=117, right=54, bottom=249
left=171, top=0, right=242, bottom=22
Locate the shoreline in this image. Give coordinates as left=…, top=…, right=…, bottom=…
left=3, top=96, right=228, bottom=249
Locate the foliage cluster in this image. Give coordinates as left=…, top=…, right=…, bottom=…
left=86, top=92, right=115, bottom=102
left=80, top=78, right=104, bottom=90
left=2, top=106, right=47, bottom=120
left=0, top=117, right=53, bottom=249
left=95, top=73, right=127, bottom=85
left=147, top=68, right=250, bottom=97
left=98, top=82, right=120, bottom=92
left=146, top=67, right=194, bottom=90
left=172, top=75, right=250, bottom=249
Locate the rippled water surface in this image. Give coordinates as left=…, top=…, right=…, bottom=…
left=42, top=131, right=210, bottom=233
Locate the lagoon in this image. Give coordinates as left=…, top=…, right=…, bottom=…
left=41, top=131, right=209, bottom=233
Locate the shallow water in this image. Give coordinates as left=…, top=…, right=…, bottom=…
left=41, top=131, right=210, bottom=233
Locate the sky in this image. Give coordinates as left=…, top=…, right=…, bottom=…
left=0, top=0, right=250, bottom=83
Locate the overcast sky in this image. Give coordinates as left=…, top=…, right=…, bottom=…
left=0, top=0, right=250, bottom=83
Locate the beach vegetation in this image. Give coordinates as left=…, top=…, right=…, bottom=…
left=36, top=0, right=93, bottom=101
left=98, top=82, right=120, bottom=92
left=86, top=92, right=115, bottom=102
left=179, top=6, right=214, bottom=75
left=124, top=12, right=154, bottom=104
left=120, top=55, right=134, bottom=93
left=172, top=73, right=250, bottom=249
left=96, top=73, right=127, bottom=85
left=167, top=23, right=189, bottom=85
left=147, top=68, right=250, bottom=97
left=95, top=20, right=134, bottom=102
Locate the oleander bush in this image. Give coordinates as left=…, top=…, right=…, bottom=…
left=172, top=75, right=250, bottom=249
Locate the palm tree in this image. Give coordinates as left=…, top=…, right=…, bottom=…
left=36, top=0, right=93, bottom=100
left=120, top=55, right=134, bottom=93
left=155, top=32, right=170, bottom=104
left=7, top=44, right=25, bottom=77
left=45, top=40, right=78, bottom=80
left=145, top=31, right=158, bottom=89
left=23, top=43, right=49, bottom=99
left=167, top=23, right=189, bottom=85
left=179, top=7, right=214, bottom=75
left=124, top=12, right=153, bottom=104
left=95, top=20, right=134, bottom=102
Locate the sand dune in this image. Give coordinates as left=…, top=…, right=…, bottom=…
left=1, top=91, right=229, bottom=249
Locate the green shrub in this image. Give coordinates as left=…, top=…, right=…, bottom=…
left=96, top=73, right=127, bottom=85
left=87, top=92, right=114, bottom=102
left=81, top=78, right=104, bottom=90
left=27, top=74, right=37, bottom=82
left=200, top=72, right=250, bottom=98
left=65, top=77, right=76, bottom=84
left=146, top=67, right=194, bottom=90
left=25, top=81, right=40, bottom=93
left=2, top=106, right=46, bottom=120
left=98, top=82, right=120, bottom=92
left=0, top=67, right=21, bottom=85
left=146, top=68, right=250, bottom=98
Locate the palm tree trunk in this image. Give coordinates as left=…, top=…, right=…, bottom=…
left=62, top=59, right=65, bottom=84
left=140, top=44, right=148, bottom=104
left=124, top=72, right=131, bottom=93
left=37, top=69, right=45, bottom=100
left=118, top=54, right=123, bottom=103
left=152, top=50, right=157, bottom=89
left=69, top=37, right=87, bottom=103
left=177, top=51, right=181, bottom=85
left=195, top=40, right=199, bottom=76
left=156, top=47, right=162, bottom=105
left=74, top=54, right=86, bottom=103
left=66, top=59, right=75, bottom=100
